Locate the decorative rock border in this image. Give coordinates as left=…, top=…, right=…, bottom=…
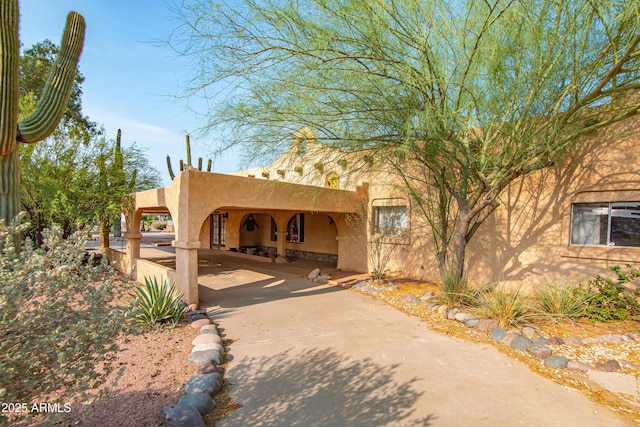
left=344, top=278, right=640, bottom=407
left=159, top=306, right=226, bottom=427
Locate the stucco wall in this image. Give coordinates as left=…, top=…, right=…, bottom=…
left=377, top=123, right=640, bottom=286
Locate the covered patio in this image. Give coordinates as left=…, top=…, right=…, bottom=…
left=114, top=169, right=369, bottom=303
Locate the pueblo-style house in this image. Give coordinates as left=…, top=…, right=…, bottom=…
left=112, top=120, right=640, bottom=304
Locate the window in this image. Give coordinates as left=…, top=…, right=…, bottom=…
left=374, top=206, right=407, bottom=235
left=325, top=172, right=339, bottom=189
left=287, top=213, right=305, bottom=243
left=571, top=202, right=640, bottom=247
left=211, top=213, right=227, bottom=247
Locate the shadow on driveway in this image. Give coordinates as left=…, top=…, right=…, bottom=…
left=221, top=347, right=435, bottom=427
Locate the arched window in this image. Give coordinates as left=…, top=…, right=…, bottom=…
left=325, top=172, right=339, bottom=189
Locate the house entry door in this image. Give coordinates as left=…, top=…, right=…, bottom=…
left=211, top=214, right=227, bottom=249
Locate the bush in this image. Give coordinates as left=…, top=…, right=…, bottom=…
left=578, top=265, right=640, bottom=322
left=130, top=276, right=185, bottom=328
left=535, top=282, right=587, bottom=321
left=477, top=285, right=535, bottom=328
left=439, top=272, right=478, bottom=307
left=0, top=219, right=130, bottom=421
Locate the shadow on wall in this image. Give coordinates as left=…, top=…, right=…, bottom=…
left=467, top=132, right=633, bottom=285
left=224, top=347, right=435, bottom=427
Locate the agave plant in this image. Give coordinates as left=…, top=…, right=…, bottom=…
left=130, top=276, right=186, bottom=328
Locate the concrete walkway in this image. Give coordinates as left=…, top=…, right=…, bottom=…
left=194, top=256, right=634, bottom=427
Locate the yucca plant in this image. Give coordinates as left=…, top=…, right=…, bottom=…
left=535, top=282, right=587, bottom=321
left=130, top=276, right=186, bottom=328
left=477, top=286, right=535, bottom=328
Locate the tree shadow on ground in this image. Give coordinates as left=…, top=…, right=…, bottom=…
left=222, top=347, right=435, bottom=427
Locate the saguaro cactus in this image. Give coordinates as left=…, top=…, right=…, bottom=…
left=110, top=129, right=136, bottom=238
left=166, top=134, right=212, bottom=180
left=0, top=2, right=85, bottom=224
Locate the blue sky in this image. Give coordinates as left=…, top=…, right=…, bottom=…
left=20, top=0, right=240, bottom=186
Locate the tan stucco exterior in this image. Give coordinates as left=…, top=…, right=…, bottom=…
left=122, top=119, right=640, bottom=303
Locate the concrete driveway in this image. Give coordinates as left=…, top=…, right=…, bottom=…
left=195, top=254, right=632, bottom=427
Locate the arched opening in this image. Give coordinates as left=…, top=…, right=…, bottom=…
left=238, top=213, right=277, bottom=257
left=283, top=212, right=338, bottom=264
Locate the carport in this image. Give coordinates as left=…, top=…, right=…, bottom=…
left=118, top=169, right=369, bottom=304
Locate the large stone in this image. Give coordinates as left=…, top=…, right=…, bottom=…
left=548, top=336, right=564, bottom=345
left=567, top=361, right=591, bottom=372
left=307, top=268, right=321, bottom=280
left=544, top=355, right=568, bottom=369
left=437, top=305, right=449, bottom=318
left=526, top=343, right=552, bottom=359
left=446, top=308, right=460, bottom=320
left=188, top=350, right=223, bottom=366
left=532, top=337, right=550, bottom=346
left=489, top=328, right=507, bottom=342
left=510, top=335, right=532, bottom=351
left=178, top=393, right=215, bottom=416
left=191, top=342, right=224, bottom=353
left=185, top=372, right=223, bottom=396
left=595, top=359, right=621, bottom=372
left=191, top=343, right=224, bottom=354
left=521, top=326, right=537, bottom=338
left=563, top=336, right=583, bottom=345
left=502, top=330, right=522, bottom=347
left=192, top=334, right=222, bottom=346
left=159, top=404, right=205, bottom=427
left=275, top=256, right=289, bottom=264
left=475, top=319, right=499, bottom=332
left=464, top=319, right=480, bottom=328
left=190, top=318, right=212, bottom=329
left=454, top=312, right=475, bottom=322
left=194, top=365, right=224, bottom=377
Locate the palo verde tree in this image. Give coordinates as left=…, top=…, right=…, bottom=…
left=0, top=2, right=85, bottom=225
left=171, top=0, right=640, bottom=281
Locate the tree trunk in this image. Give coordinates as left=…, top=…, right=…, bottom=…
left=98, top=221, right=110, bottom=254
left=448, top=212, right=472, bottom=281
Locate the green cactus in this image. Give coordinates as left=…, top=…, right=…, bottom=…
left=111, top=129, right=136, bottom=238
left=166, top=134, right=212, bottom=180
left=98, top=129, right=138, bottom=251
left=0, top=3, right=85, bottom=225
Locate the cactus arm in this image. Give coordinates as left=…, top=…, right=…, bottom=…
left=207, top=159, right=212, bottom=172
left=0, top=0, right=20, bottom=156
left=185, top=134, right=192, bottom=166
left=198, top=157, right=202, bottom=171
left=17, top=11, right=85, bottom=144
left=179, top=159, right=184, bottom=172
left=128, top=169, right=137, bottom=191
left=166, top=155, right=175, bottom=180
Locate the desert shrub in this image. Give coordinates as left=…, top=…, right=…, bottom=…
left=151, top=220, right=167, bottom=231
left=535, top=282, right=587, bottom=321
left=129, top=276, right=185, bottom=328
left=0, top=218, right=131, bottom=423
left=439, top=272, right=479, bottom=307
left=477, top=285, right=535, bottom=327
left=577, top=265, right=640, bottom=322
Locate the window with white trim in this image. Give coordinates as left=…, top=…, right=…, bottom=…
left=374, top=206, right=407, bottom=235
left=571, top=202, right=640, bottom=247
